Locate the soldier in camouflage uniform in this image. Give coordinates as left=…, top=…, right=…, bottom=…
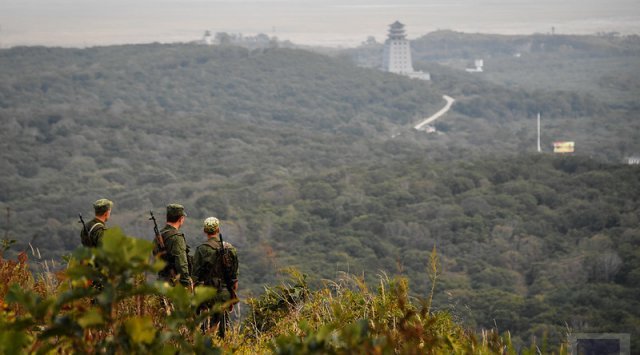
left=193, top=217, right=238, bottom=337
left=80, top=198, right=113, bottom=291
left=80, top=198, right=113, bottom=248
left=155, top=204, right=193, bottom=288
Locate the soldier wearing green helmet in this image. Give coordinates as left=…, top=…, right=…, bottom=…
left=193, top=216, right=238, bottom=337
left=80, top=198, right=113, bottom=248
left=79, top=198, right=113, bottom=292
left=155, top=203, right=193, bottom=288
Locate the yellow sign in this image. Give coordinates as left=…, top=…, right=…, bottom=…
left=553, top=141, right=575, bottom=153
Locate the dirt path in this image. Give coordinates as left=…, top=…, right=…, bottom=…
left=414, top=95, right=455, bottom=131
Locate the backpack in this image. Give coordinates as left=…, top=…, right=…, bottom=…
left=199, top=239, right=234, bottom=287
left=81, top=222, right=104, bottom=247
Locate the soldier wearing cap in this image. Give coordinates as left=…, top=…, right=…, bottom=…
left=193, top=217, right=238, bottom=337
left=80, top=198, right=113, bottom=248
left=155, top=204, right=193, bottom=288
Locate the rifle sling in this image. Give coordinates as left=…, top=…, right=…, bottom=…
left=159, top=229, right=182, bottom=267
left=86, top=222, right=104, bottom=246
left=88, top=222, right=104, bottom=237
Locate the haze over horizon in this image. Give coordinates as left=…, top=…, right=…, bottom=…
left=1, top=0, right=639, bottom=48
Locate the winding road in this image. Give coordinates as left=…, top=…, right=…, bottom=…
left=414, top=95, right=455, bottom=131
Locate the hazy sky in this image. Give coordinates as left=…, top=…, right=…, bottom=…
left=1, top=0, right=639, bottom=47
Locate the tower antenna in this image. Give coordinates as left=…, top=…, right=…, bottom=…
left=537, top=112, right=542, bottom=153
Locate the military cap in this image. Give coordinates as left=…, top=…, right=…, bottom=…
left=166, top=203, right=187, bottom=220
left=203, top=217, right=220, bottom=234
left=93, top=198, right=113, bottom=215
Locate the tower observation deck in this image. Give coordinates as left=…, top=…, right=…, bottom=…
left=382, top=21, right=430, bottom=80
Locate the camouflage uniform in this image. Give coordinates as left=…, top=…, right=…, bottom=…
left=155, top=204, right=192, bottom=287
left=193, top=217, right=238, bottom=337
left=193, top=236, right=238, bottom=295
left=80, top=217, right=107, bottom=247
left=80, top=198, right=112, bottom=292
left=80, top=199, right=112, bottom=248
left=157, top=225, right=192, bottom=286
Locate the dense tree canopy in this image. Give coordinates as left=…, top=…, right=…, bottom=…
left=1, top=35, right=639, bottom=350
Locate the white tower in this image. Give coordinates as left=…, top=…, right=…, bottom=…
left=382, top=21, right=430, bottom=80
left=202, top=30, right=213, bottom=45
left=383, top=21, right=414, bottom=74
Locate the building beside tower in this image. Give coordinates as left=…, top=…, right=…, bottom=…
left=382, top=21, right=430, bottom=80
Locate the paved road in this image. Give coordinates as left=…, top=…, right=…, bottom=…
left=414, top=95, right=455, bottom=131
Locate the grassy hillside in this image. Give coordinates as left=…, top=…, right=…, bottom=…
left=0, top=235, right=534, bottom=353
left=274, top=154, right=640, bottom=347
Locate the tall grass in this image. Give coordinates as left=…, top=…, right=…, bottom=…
left=1, top=231, right=568, bottom=354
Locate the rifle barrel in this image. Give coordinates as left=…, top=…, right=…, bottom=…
left=219, top=234, right=238, bottom=301
left=78, top=213, right=88, bottom=235
left=150, top=211, right=164, bottom=249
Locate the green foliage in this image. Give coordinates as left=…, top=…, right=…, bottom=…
left=1, top=229, right=221, bottom=354
left=245, top=268, right=310, bottom=337
left=252, top=271, right=513, bottom=354
left=426, top=245, right=439, bottom=315
left=0, top=37, right=638, bottom=352
left=0, top=224, right=592, bottom=354
left=1, top=238, right=16, bottom=255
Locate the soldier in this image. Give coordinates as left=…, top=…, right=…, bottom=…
left=79, top=198, right=113, bottom=292
left=80, top=198, right=113, bottom=248
left=155, top=203, right=193, bottom=288
left=193, top=217, right=238, bottom=337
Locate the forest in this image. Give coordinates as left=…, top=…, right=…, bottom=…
left=0, top=31, right=639, bottom=352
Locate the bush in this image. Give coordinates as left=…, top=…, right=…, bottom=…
left=1, top=228, right=220, bottom=354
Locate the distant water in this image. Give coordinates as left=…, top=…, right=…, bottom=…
left=1, top=0, right=639, bottom=48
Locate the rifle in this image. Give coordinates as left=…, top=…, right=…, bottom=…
left=78, top=214, right=88, bottom=236
left=150, top=211, right=184, bottom=285
left=218, top=233, right=238, bottom=304
left=149, top=211, right=165, bottom=253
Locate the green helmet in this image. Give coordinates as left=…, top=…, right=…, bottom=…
left=93, top=198, right=113, bottom=215
left=166, top=203, right=187, bottom=220
left=203, top=217, right=220, bottom=234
